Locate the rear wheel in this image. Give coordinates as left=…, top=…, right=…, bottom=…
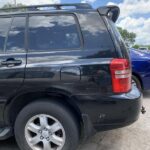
left=14, top=100, right=80, bottom=150
left=132, top=75, right=142, bottom=91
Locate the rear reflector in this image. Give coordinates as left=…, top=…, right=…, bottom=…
left=110, top=59, right=131, bottom=93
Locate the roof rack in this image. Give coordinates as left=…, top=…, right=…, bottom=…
left=98, top=5, right=120, bottom=22
left=0, top=3, right=92, bottom=12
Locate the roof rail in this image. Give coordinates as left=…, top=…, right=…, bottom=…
left=0, top=3, right=92, bottom=12
left=98, top=5, right=120, bottom=22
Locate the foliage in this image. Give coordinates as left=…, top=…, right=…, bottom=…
left=118, top=27, right=136, bottom=47
left=1, top=3, right=26, bottom=12
left=133, top=45, right=140, bottom=49
left=2, top=3, right=25, bottom=8
left=132, top=45, right=150, bottom=50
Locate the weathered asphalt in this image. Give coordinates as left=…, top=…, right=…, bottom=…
left=0, top=91, right=149, bottom=150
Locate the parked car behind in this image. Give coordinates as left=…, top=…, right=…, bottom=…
left=130, top=48, right=150, bottom=90
left=139, top=47, right=149, bottom=51
left=0, top=4, right=142, bottom=150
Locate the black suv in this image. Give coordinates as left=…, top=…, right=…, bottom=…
left=0, top=3, right=142, bottom=150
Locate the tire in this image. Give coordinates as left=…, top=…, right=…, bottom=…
left=14, top=100, right=80, bottom=150
left=132, top=75, right=142, bottom=91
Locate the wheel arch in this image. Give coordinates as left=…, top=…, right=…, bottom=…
left=132, top=72, right=143, bottom=89
left=4, top=89, right=83, bottom=129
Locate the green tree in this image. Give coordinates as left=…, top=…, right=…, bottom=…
left=1, top=3, right=26, bottom=12
left=118, top=27, right=136, bottom=47
left=133, top=44, right=140, bottom=49
left=2, top=3, right=25, bottom=8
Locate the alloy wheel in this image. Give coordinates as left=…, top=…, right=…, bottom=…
left=25, top=114, right=66, bottom=150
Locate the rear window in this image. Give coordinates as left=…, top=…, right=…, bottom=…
left=108, top=19, right=125, bottom=45
left=107, top=18, right=129, bottom=58
left=29, top=14, right=81, bottom=52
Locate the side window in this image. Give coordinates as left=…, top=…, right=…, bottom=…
left=6, top=16, right=26, bottom=53
left=0, top=17, right=11, bottom=53
left=29, top=15, right=81, bottom=52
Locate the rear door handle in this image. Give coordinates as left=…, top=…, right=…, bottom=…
left=1, top=59, right=22, bottom=67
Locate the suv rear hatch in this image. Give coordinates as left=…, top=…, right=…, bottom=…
left=98, top=6, right=131, bottom=94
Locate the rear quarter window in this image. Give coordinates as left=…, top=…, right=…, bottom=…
left=77, top=12, right=117, bottom=58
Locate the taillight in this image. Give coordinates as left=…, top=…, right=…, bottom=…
left=110, top=59, right=131, bottom=93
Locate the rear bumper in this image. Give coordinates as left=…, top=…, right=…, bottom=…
left=93, top=94, right=142, bottom=132
left=76, top=86, right=142, bottom=138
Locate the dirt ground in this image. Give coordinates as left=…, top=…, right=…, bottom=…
left=0, top=91, right=149, bottom=150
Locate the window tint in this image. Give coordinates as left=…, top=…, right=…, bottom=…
left=107, top=18, right=129, bottom=58
left=6, top=16, right=26, bottom=53
left=29, top=15, right=81, bottom=52
left=0, top=17, right=11, bottom=53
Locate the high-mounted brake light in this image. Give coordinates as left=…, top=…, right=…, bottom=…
left=110, top=59, right=131, bottom=93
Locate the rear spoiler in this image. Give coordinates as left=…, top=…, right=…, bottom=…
left=97, top=5, right=120, bottom=22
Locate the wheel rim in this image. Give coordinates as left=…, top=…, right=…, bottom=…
left=25, top=114, right=66, bottom=150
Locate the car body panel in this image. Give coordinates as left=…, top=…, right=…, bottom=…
left=130, top=49, right=150, bottom=90
left=0, top=6, right=142, bottom=139
left=0, top=53, right=26, bottom=123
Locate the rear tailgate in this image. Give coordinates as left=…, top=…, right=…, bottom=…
left=98, top=5, right=130, bottom=59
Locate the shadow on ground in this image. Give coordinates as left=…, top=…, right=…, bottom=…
left=143, top=90, right=150, bottom=98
